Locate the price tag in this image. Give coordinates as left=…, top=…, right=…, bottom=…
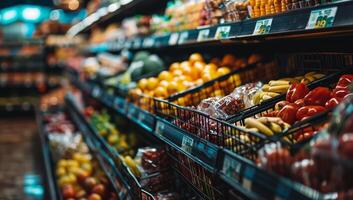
left=197, top=29, right=210, bottom=41
left=168, top=33, right=179, bottom=45
left=126, top=40, right=133, bottom=48
left=306, top=7, right=337, bottom=29
left=242, top=166, right=255, bottom=191
left=222, top=154, right=242, bottom=181
left=214, top=26, right=231, bottom=39
left=127, top=106, right=136, bottom=119
left=92, top=86, right=101, bottom=97
left=143, top=37, right=154, bottom=48
left=138, top=112, right=146, bottom=122
left=155, top=121, right=165, bottom=135
left=178, top=32, right=189, bottom=44
left=181, top=135, right=194, bottom=153
left=253, top=18, right=273, bottom=35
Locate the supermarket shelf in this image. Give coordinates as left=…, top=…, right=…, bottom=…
left=35, top=109, right=60, bottom=200
left=65, top=101, right=123, bottom=198
left=70, top=77, right=221, bottom=173
left=85, top=0, right=353, bottom=53
left=65, top=93, right=154, bottom=199
left=0, top=65, right=45, bottom=72
left=69, top=76, right=342, bottom=199
left=67, top=0, right=168, bottom=36
left=0, top=39, right=44, bottom=47
left=0, top=54, right=44, bottom=60
left=0, top=103, right=35, bottom=113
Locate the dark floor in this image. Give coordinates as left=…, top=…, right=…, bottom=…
left=0, top=116, right=45, bottom=200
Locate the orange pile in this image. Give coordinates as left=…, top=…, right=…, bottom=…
left=134, top=53, right=233, bottom=99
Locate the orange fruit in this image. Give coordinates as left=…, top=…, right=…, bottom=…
left=205, top=63, right=218, bottom=72
left=172, top=69, right=183, bottom=76
left=221, top=54, right=237, bottom=66
left=189, top=53, right=203, bottom=64
left=167, top=81, right=178, bottom=94
left=201, top=72, right=216, bottom=82
left=169, top=62, right=180, bottom=72
left=216, top=67, right=231, bottom=77
left=159, top=80, right=170, bottom=88
left=158, top=71, right=172, bottom=81
left=176, top=82, right=186, bottom=92
left=154, top=87, right=168, bottom=98
left=195, top=79, right=203, bottom=86
left=194, top=61, right=205, bottom=70
left=137, top=78, right=148, bottom=90
left=146, top=77, right=159, bottom=90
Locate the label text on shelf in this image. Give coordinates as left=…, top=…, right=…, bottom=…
left=306, top=7, right=338, bottom=29
left=253, top=18, right=273, bottom=35
left=214, top=26, right=231, bottom=39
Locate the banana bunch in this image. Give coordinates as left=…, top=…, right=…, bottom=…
left=123, top=155, right=141, bottom=177
left=252, top=72, right=325, bottom=104
left=244, top=117, right=291, bottom=137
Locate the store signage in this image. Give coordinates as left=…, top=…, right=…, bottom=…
left=168, top=33, right=179, bottom=45
left=253, top=18, right=273, bottom=35
left=197, top=29, right=210, bottom=41
left=181, top=135, right=194, bottom=153
left=306, top=7, right=337, bottom=29
left=214, top=26, right=231, bottom=39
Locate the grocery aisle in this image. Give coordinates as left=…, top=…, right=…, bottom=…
left=0, top=116, right=44, bottom=200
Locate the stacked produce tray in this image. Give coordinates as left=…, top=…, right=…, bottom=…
left=37, top=106, right=124, bottom=200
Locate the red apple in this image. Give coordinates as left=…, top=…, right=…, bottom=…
left=62, top=184, right=75, bottom=198
left=338, top=133, right=353, bottom=160
left=84, top=177, right=97, bottom=191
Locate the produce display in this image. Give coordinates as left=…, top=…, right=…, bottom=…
left=252, top=71, right=325, bottom=105
left=81, top=53, right=128, bottom=79
left=258, top=96, right=353, bottom=196
left=43, top=111, right=117, bottom=200
left=104, top=51, right=164, bottom=90
left=130, top=53, right=262, bottom=101
left=240, top=74, right=353, bottom=142
left=83, top=106, right=179, bottom=196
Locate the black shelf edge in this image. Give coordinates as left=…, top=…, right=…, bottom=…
left=84, top=0, right=353, bottom=53
left=35, top=108, right=60, bottom=200
left=65, top=94, right=146, bottom=200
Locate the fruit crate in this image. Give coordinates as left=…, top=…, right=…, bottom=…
left=168, top=148, right=226, bottom=200
left=155, top=52, right=353, bottom=122
left=130, top=60, right=278, bottom=113
left=154, top=71, right=345, bottom=161
left=255, top=97, right=353, bottom=199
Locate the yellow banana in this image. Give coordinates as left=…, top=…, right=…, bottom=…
left=245, top=118, right=274, bottom=136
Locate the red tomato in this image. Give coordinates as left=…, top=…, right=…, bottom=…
left=304, top=87, right=331, bottom=106
left=296, top=106, right=326, bottom=120
left=275, top=100, right=289, bottom=111
left=294, top=99, right=305, bottom=107
left=325, top=97, right=342, bottom=109
left=278, top=103, right=299, bottom=124
left=286, top=83, right=309, bottom=103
